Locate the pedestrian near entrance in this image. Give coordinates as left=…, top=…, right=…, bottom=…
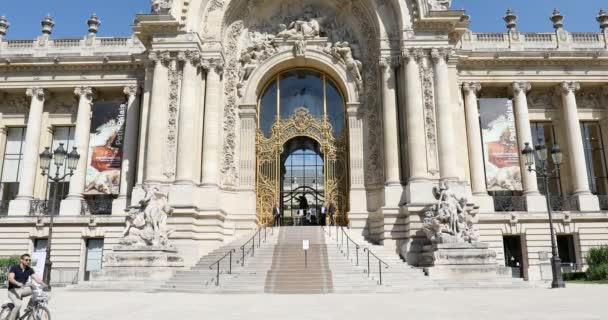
left=272, top=202, right=281, bottom=227
left=6, top=254, right=46, bottom=320
left=328, top=202, right=336, bottom=226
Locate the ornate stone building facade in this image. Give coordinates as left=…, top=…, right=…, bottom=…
left=0, top=1, right=607, bottom=284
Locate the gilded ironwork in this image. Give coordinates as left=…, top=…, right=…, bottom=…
left=256, top=107, right=349, bottom=226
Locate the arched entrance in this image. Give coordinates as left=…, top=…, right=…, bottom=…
left=256, top=69, right=349, bottom=226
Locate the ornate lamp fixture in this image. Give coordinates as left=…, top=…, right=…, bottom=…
left=522, top=140, right=565, bottom=289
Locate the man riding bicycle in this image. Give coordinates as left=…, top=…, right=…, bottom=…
left=6, top=254, right=46, bottom=320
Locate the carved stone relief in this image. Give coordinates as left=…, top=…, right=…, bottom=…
left=427, top=0, right=451, bottom=11
left=418, top=51, right=439, bottom=177
left=0, top=95, right=29, bottom=114
left=577, top=90, right=602, bottom=109
left=163, top=57, right=181, bottom=179
left=527, top=91, right=555, bottom=109
left=217, top=1, right=388, bottom=188
left=46, top=93, right=77, bottom=115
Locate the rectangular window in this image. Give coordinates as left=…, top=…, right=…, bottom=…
left=1, top=127, right=26, bottom=202
left=46, top=127, right=75, bottom=214
left=84, top=238, right=104, bottom=281
left=556, top=234, right=578, bottom=272
left=580, top=122, right=608, bottom=195
left=530, top=122, right=562, bottom=195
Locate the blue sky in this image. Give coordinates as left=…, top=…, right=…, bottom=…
left=0, top=0, right=605, bottom=39
left=452, top=0, right=607, bottom=32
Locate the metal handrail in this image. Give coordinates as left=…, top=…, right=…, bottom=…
left=337, top=227, right=360, bottom=266
left=363, top=247, right=389, bottom=285
left=239, top=227, right=267, bottom=267
left=208, top=249, right=236, bottom=286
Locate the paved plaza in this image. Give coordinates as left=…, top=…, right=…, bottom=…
left=41, top=284, right=607, bottom=320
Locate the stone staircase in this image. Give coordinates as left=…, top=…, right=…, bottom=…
left=156, top=226, right=439, bottom=294
left=73, top=225, right=530, bottom=293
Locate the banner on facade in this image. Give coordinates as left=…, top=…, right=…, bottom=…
left=479, top=98, right=523, bottom=191
left=84, top=102, right=126, bottom=195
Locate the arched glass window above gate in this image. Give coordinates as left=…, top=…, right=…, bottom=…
left=258, top=69, right=345, bottom=137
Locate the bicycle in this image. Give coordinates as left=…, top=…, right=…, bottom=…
left=0, top=284, right=50, bottom=320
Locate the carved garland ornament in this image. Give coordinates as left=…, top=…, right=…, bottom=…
left=418, top=50, right=439, bottom=176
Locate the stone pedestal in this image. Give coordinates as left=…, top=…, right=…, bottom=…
left=422, top=242, right=510, bottom=279
left=91, top=246, right=184, bottom=282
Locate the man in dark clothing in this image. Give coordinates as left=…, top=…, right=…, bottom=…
left=272, top=202, right=281, bottom=227
left=7, top=254, right=45, bottom=320
left=328, top=202, right=336, bottom=226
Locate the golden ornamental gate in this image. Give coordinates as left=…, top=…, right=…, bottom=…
left=256, top=107, right=348, bottom=226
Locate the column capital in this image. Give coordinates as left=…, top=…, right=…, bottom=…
left=379, top=56, right=399, bottom=70
left=123, top=85, right=139, bottom=98
left=25, top=87, right=46, bottom=101
left=511, top=81, right=531, bottom=95
left=401, top=48, right=425, bottom=62
left=201, top=58, right=224, bottom=75
left=559, top=81, right=581, bottom=95
left=238, top=103, right=257, bottom=119
left=430, top=48, right=450, bottom=63
left=178, top=50, right=202, bottom=67
left=461, top=82, right=481, bottom=94
left=148, top=50, right=171, bottom=67
left=346, top=102, right=363, bottom=117
left=74, top=86, right=95, bottom=100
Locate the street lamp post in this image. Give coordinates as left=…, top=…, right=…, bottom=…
left=521, top=139, right=566, bottom=288
left=39, top=143, right=80, bottom=289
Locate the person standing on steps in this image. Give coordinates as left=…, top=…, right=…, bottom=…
left=328, top=201, right=336, bottom=226
left=6, top=253, right=46, bottom=320
left=272, top=202, right=281, bottom=227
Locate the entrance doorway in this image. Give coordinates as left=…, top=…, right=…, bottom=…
left=255, top=69, right=349, bottom=226
left=280, top=137, right=325, bottom=226
left=503, top=235, right=525, bottom=278
left=557, top=234, right=578, bottom=272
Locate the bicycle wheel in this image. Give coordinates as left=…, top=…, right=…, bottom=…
left=28, top=306, right=50, bottom=320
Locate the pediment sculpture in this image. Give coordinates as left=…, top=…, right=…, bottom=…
left=120, top=185, right=175, bottom=248
left=325, top=42, right=363, bottom=91
left=277, top=15, right=321, bottom=40
left=422, top=183, right=479, bottom=244
left=427, top=0, right=451, bottom=11
left=151, top=0, right=172, bottom=14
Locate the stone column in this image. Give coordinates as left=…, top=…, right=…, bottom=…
left=232, top=104, right=258, bottom=225
left=511, top=82, right=547, bottom=212
left=60, top=86, right=95, bottom=215
left=346, top=103, right=367, bottom=227
left=201, top=60, right=223, bottom=189
left=170, top=51, right=202, bottom=207
left=0, top=126, right=7, bottom=183
left=380, top=58, right=402, bottom=208
left=238, top=104, right=257, bottom=189
left=431, top=49, right=458, bottom=181
left=402, top=49, right=434, bottom=204
left=9, top=88, right=46, bottom=215
left=144, top=51, right=171, bottom=184
left=462, top=82, right=494, bottom=212
left=112, top=85, right=140, bottom=214
left=559, top=81, right=599, bottom=211
left=175, top=51, right=201, bottom=185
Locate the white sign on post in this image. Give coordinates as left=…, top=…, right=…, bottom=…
left=302, top=240, right=309, bottom=250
